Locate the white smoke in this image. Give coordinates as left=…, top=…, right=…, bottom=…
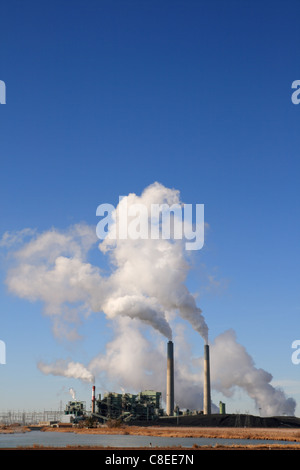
left=1, top=182, right=296, bottom=416
left=4, top=224, right=101, bottom=341
left=38, top=359, right=94, bottom=383
left=3, top=182, right=208, bottom=342
left=103, top=295, right=172, bottom=339
left=99, top=182, right=208, bottom=342
left=210, top=330, right=296, bottom=416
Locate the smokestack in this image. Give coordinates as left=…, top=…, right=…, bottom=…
left=92, top=385, right=95, bottom=413
left=166, top=340, right=174, bottom=416
left=203, top=344, right=211, bottom=415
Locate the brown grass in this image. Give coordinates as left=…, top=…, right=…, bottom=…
left=0, top=424, right=31, bottom=434
left=38, top=424, right=300, bottom=442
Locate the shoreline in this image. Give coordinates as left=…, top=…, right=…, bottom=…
left=40, top=425, right=300, bottom=442
left=1, top=424, right=300, bottom=444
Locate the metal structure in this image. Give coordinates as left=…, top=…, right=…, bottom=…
left=64, top=400, right=86, bottom=416
left=0, top=410, right=63, bottom=425
left=92, top=388, right=163, bottom=422
left=219, top=401, right=226, bottom=414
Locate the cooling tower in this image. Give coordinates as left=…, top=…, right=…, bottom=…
left=203, top=344, right=211, bottom=414
left=166, top=340, right=174, bottom=416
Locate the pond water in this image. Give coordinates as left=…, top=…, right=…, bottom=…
left=0, top=431, right=298, bottom=448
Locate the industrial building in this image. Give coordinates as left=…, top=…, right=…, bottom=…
left=92, top=389, right=163, bottom=422
left=64, top=400, right=86, bottom=417
left=64, top=388, right=163, bottom=423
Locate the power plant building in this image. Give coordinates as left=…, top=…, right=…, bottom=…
left=92, top=389, right=163, bottom=422
left=64, top=400, right=86, bottom=417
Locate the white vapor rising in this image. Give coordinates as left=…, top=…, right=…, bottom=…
left=3, top=182, right=208, bottom=342
left=99, top=182, right=208, bottom=341
left=210, top=330, right=296, bottom=416
left=38, top=360, right=94, bottom=383
left=1, top=182, right=296, bottom=416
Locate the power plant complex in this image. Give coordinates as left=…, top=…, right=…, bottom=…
left=0, top=340, right=213, bottom=426
left=3, top=339, right=298, bottom=428
left=63, top=340, right=212, bottom=424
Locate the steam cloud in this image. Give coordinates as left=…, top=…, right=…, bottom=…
left=3, top=182, right=208, bottom=342
left=210, top=330, right=296, bottom=416
left=1, top=182, right=296, bottom=416
left=38, top=360, right=94, bottom=383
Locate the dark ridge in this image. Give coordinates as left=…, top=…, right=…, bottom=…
left=127, top=414, right=300, bottom=428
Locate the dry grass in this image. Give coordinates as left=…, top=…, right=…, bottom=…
left=40, top=425, right=300, bottom=442
left=0, top=424, right=30, bottom=434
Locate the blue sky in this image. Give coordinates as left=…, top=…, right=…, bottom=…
left=0, top=0, right=299, bottom=415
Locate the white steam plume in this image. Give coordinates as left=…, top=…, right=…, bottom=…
left=38, top=360, right=94, bottom=383
left=210, top=330, right=296, bottom=416
left=3, top=182, right=208, bottom=343
left=99, top=182, right=208, bottom=342
left=103, top=295, right=172, bottom=340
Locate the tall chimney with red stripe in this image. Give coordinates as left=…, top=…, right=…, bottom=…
left=92, top=385, right=96, bottom=414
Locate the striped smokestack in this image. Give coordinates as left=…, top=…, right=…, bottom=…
left=92, top=385, right=95, bottom=413
left=166, top=340, right=174, bottom=416
left=203, top=344, right=211, bottom=415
